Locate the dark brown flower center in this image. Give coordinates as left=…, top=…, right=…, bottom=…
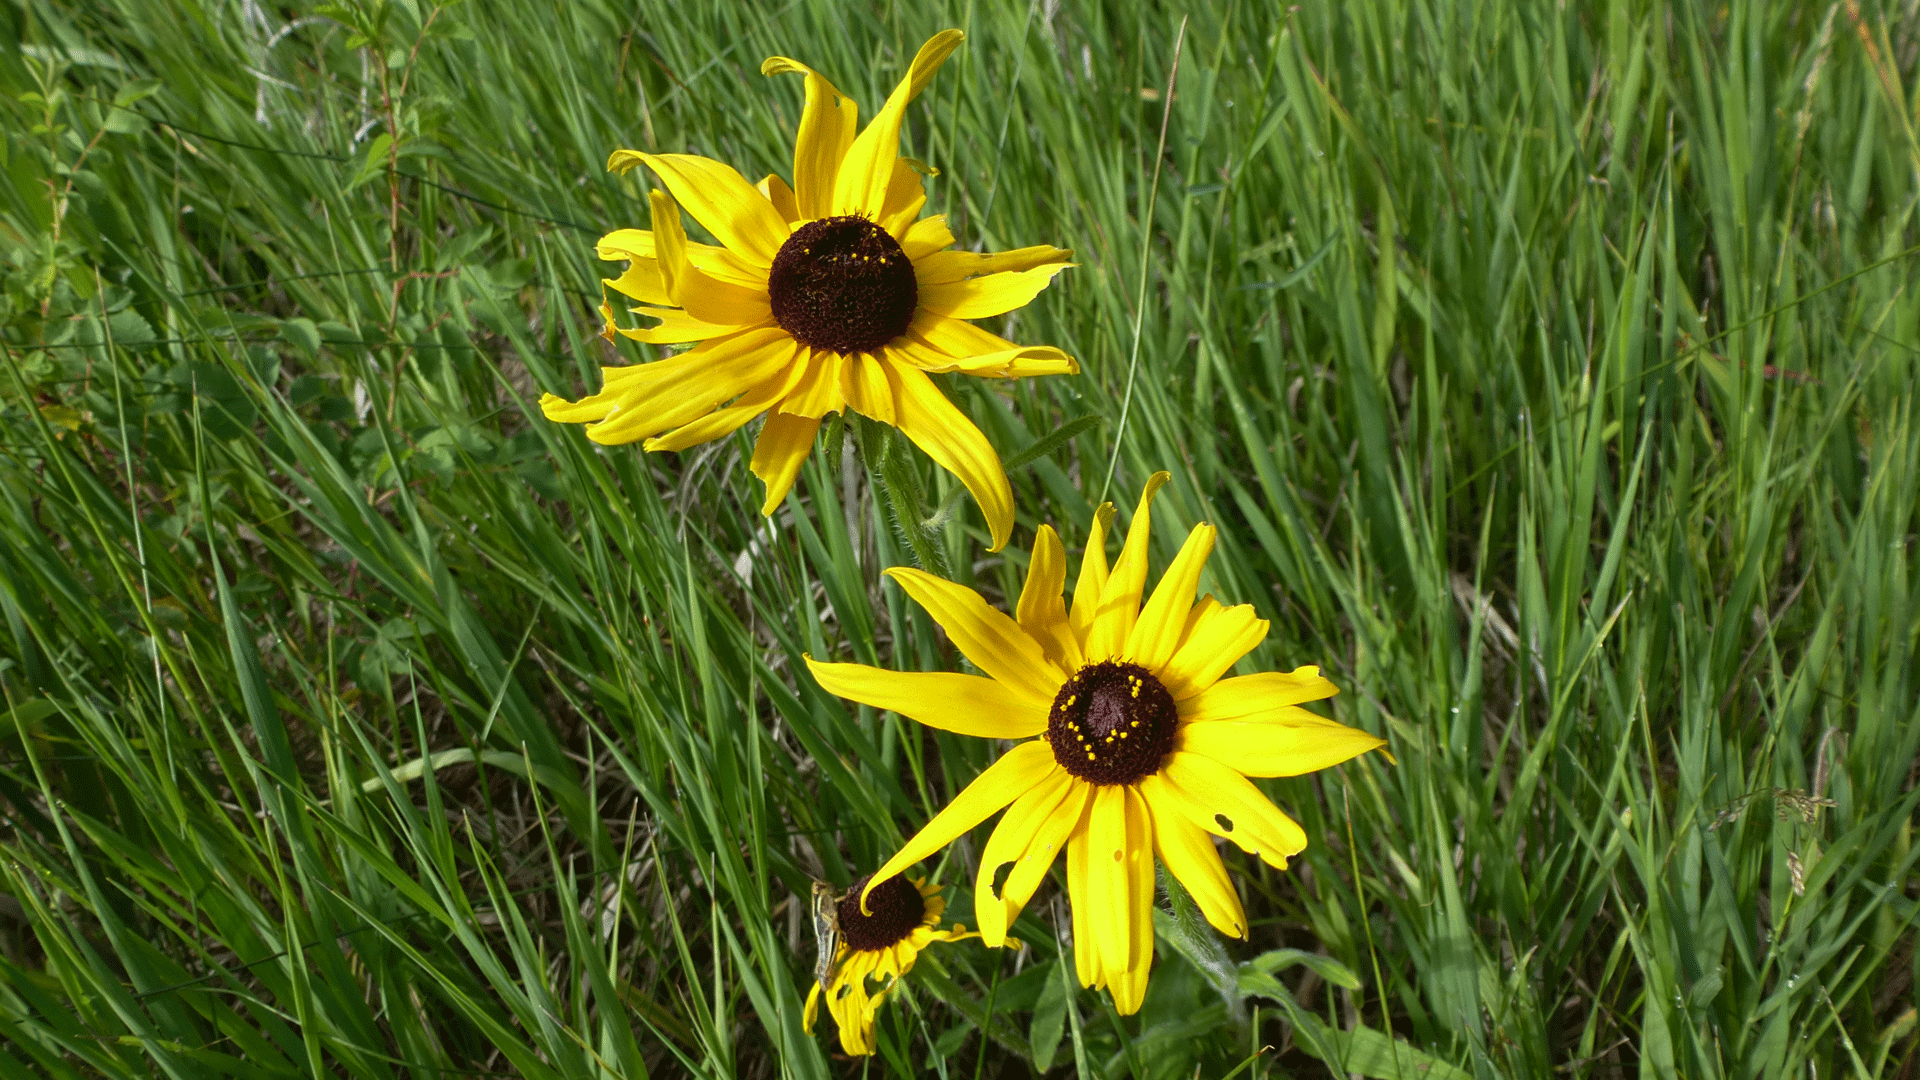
left=1045, top=661, right=1179, bottom=786
left=840, top=873, right=925, bottom=952
left=767, top=216, right=918, bottom=354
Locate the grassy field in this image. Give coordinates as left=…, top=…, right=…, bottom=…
left=3, top=0, right=1918, bottom=1076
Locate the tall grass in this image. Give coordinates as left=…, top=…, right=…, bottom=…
left=2, top=0, right=1916, bottom=1076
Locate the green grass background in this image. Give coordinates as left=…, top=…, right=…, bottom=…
left=3, top=0, right=1918, bottom=1076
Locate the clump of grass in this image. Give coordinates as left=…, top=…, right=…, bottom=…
left=1, top=1, right=1916, bottom=1077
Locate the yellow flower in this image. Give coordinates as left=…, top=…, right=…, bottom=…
left=805, top=874, right=975, bottom=1056
left=541, top=30, right=1076, bottom=552
left=805, top=473, right=1390, bottom=1014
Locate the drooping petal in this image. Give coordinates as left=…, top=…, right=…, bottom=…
left=612, top=151, right=792, bottom=266
left=1138, top=773, right=1246, bottom=938
left=886, top=363, right=1016, bottom=552
left=804, top=659, right=1049, bottom=738
left=1157, top=598, right=1269, bottom=699
left=598, top=227, right=766, bottom=290
left=642, top=339, right=806, bottom=450
left=840, top=352, right=896, bottom=425
left=862, top=741, right=1058, bottom=912
left=833, top=31, right=965, bottom=217
left=912, top=244, right=1074, bottom=285
left=749, top=411, right=822, bottom=514
left=917, top=263, right=1072, bottom=319
left=974, top=768, right=1076, bottom=945
left=1177, top=668, right=1340, bottom=721
left=776, top=349, right=848, bottom=419
left=761, top=55, right=858, bottom=221
left=900, top=215, right=956, bottom=260
left=1155, top=751, right=1309, bottom=869
left=539, top=326, right=794, bottom=445
left=1065, top=818, right=1098, bottom=988
left=883, top=568, right=1064, bottom=700
left=1124, top=522, right=1216, bottom=670
left=1109, top=786, right=1157, bottom=1015
left=894, top=318, right=1079, bottom=378
left=1016, top=525, right=1083, bottom=671
left=648, top=192, right=775, bottom=326
left=1084, top=785, right=1132, bottom=983
left=611, top=304, right=760, bottom=345
left=1084, top=471, right=1170, bottom=660
left=758, top=173, right=801, bottom=223
left=1068, top=504, right=1116, bottom=646
left=1175, top=718, right=1385, bottom=777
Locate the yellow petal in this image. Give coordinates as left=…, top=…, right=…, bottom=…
left=884, top=568, right=1063, bottom=700
left=758, top=173, right=800, bottom=223
left=886, top=363, right=1016, bottom=551
left=616, top=151, right=792, bottom=266
left=598, top=227, right=766, bottom=290
left=1016, top=524, right=1083, bottom=671
left=1139, top=774, right=1246, bottom=937
left=611, top=304, right=756, bottom=345
left=862, top=741, right=1057, bottom=913
left=1068, top=504, right=1117, bottom=646
left=761, top=56, right=858, bottom=221
left=649, top=192, right=775, bottom=326
left=1086, top=785, right=1131, bottom=981
left=1109, top=786, right=1156, bottom=1015
left=1085, top=471, right=1170, bottom=660
left=803, top=658, right=1048, bottom=738
left=894, top=318, right=1080, bottom=378
left=603, top=262, right=671, bottom=306
left=804, top=981, right=821, bottom=1033
left=1157, top=598, right=1269, bottom=699
left=840, top=353, right=896, bottom=426
left=541, top=327, right=793, bottom=445
left=642, top=342, right=806, bottom=451
left=776, top=349, right=848, bottom=419
left=749, top=411, right=821, bottom=514
left=1124, top=523, right=1216, bottom=670
left=833, top=30, right=965, bottom=217
left=878, top=157, right=930, bottom=238
left=974, top=769, right=1079, bottom=946
left=901, top=215, right=956, bottom=260
left=1155, top=751, right=1308, bottom=869
left=1178, top=668, right=1340, bottom=721
left=913, top=244, right=1074, bottom=285
left=1176, top=718, right=1384, bottom=777
left=1065, top=817, right=1099, bottom=988
left=917, top=263, right=1072, bottom=319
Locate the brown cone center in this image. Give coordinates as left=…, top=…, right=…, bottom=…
left=840, top=873, right=925, bottom=953
left=767, top=216, right=918, bottom=354
left=1045, top=661, right=1179, bottom=785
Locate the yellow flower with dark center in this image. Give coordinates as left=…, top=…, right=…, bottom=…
left=805, top=473, right=1391, bottom=1014
left=805, top=874, right=975, bottom=1056
left=540, top=30, right=1076, bottom=551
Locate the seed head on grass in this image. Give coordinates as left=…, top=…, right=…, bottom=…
left=806, top=472, right=1393, bottom=1013
left=540, top=30, right=1077, bottom=551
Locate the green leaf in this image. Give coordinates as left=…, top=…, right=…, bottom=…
left=112, top=77, right=163, bottom=107
left=347, top=133, right=394, bottom=190
left=1027, top=960, right=1068, bottom=1072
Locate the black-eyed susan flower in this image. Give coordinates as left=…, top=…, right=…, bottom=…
left=805, top=472, right=1390, bottom=1014
left=541, top=30, right=1076, bottom=551
left=805, top=874, right=975, bottom=1056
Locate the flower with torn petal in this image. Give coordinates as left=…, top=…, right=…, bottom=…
left=805, top=874, right=975, bottom=1056
left=805, top=472, right=1391, bottom=1013
left=541, top=30, right=1076, bottom=551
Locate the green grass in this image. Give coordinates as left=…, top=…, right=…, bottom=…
left=2, top=0, right=1917, bottom=1076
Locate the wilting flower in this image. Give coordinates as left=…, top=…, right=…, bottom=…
left=806, top=473, right=1390, bottom=1013
left=541, top=30, right=1075, bottom=551
left=806, top=874, right=975, bottom=1056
